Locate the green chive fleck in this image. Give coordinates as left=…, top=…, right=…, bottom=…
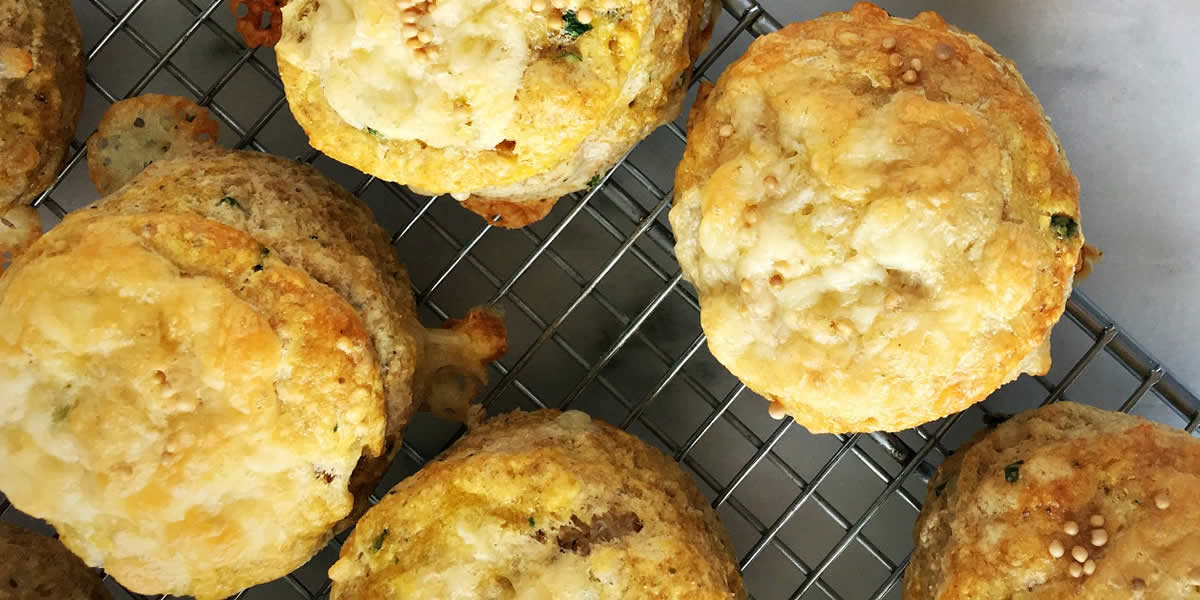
left=562, top=11, right=592, bottom=38
left=366, top=127, right=382, bottom=138
left=371, top=528, right=389, bottom=552
left=1049, top=214, right=1078, bottom=239
left=528, top=517, right=535, bottom=527
left=587, top=173, right=604, bottom=189
left=1004, top=460, right=1024, bottom=483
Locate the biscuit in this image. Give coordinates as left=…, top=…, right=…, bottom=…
left=0, top=521, right=112, bottom=600
left=276, top=0, right=718, bottom=227
left=906, top=402, right=1200, bottom=599
left=330, top=409, right=745, bottom=600
left=0, top=0, right=84, bottom=214
left=670, top=3, right=1083, bottom=432
left=88, top=145, right=507, bottom=526
left=0, top=211, right=386, bottom=600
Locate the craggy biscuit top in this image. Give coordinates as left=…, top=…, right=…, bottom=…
left=671, top=3, right=1082, bottom=432
left=0, top=212, right=385, bottom=600
left=91, top=149, right=422, bottom=443
left=277, top=0, right=716, bottom=224
left=906, top=402, right=1200, bottom=599
left=330, top=409, right=745, bottom=600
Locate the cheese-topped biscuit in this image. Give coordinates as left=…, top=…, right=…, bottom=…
left=670, top=3, right=1083, bottom=433
left=330, top=409, right=745, bottom=600
left=907, top=402, right=1200, bottom=599
left=0, top=212, right=386, bottom=600
left=276, top=0, right=718, bottom=227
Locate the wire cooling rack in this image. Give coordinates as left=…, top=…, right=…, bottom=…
left=3, top=1, right=1199, bottom=599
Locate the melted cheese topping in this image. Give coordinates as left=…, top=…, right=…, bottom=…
left=689, top=91, right=1018, bottom=358
left=281, top=0, right=531, bottom=149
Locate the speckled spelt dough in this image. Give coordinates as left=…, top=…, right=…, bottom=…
left=0, top=0, right=83, bottom=212
left=330, top=409, right=746, bottom=600
left=0, top=212, right=386, bottom=600
left=905, top=402, right=1200, bottom=599
left=0, top=0, right=84, bottom=257
left=0, top=521, right=112, bottom=600
left=276, top=0, right=717, bottom=227
left=670, top=2, right=1083, bottom=433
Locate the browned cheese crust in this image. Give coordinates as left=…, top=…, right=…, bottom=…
left=330, top=409, right=746, bottom=600
left=0, top=522, right=112, bottom=600
left=459, top=194, right=557, bottom=230
left=906, top=402, right=1200, bottom=599
left=276, top=0, right=717, bottom=227
left=670, top=2, right=1083, bottom=432
left=231, top=0, right=288, bottom=48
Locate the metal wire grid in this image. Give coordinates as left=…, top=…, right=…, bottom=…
left=2, top=1, right=1199, bottom=599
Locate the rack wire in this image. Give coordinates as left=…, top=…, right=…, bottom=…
left=2, top=1, right=1198, bottom=599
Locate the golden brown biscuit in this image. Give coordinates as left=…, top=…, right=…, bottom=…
left=906, top=402, right=1200, bottom=599
left=0, top=211, right=386, bottom=600
left=670, top=3, right=1083, bottom=433
left=330, top=409, right=745, bottom=600
left=91, top=148, right=421, bottom=443
left=276, top=0, right=718, bottom=227
left=88, top=145, right=507, bottom=526
left=3, top=91, right=510, bottom=596
left=0, top=521, right=112, bottom=600
left=0, top=0, right=84, bottom=213
left=86, top=94, right=220, bottom=196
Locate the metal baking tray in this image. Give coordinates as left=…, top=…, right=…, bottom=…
left=2, top=1, right=1197, bottom=599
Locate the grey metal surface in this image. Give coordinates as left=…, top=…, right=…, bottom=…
left=2, top=1, right=1198, bottom=600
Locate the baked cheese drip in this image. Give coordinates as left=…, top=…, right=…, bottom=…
left=670, top=3, right=1083, bottom=433
left=0, top=0, right=84, bottom=215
